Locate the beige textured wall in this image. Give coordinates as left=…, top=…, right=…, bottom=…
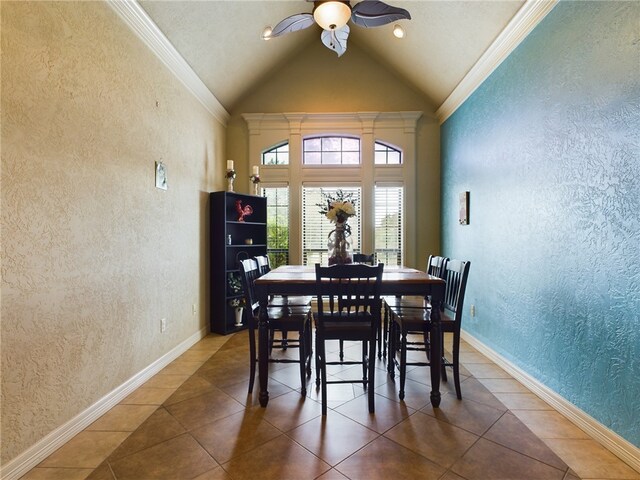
left=1, top=1, right=225, bottom=463
left=227, top=39, right=441, bottom=267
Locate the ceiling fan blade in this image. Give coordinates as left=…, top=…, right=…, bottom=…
left=321, top=24, right=350, bottom=57
left=271, top=13, right=315, bottom=37
left=351, top=0, right=411, bottom=28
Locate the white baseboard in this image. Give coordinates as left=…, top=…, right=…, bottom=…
left=461, top=330, right=640, bottom=474
left=1, top=327, right=208, bottom=480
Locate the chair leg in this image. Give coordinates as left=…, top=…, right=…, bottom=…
left=440, top=331, right=448, bottom=382
left=423, top=331, right=431, bottom=361
left=387, top=317, right=396, bottom=378
left=339, top=339, right=344, bottom=361
left=248, top=328, right=257, bottom=394
left=382, top=303, right=391, bottom=359
left=315, top=332, right=321, bottom=388
left=298, top=328, right=307, bottom=397
left=268, top=328, right=275, bottom=356
left=305, top=319, right=313, bottom=376
left=362, top=341, right=368, bottom=385
left=378, top=309, right=385, bottom=359
left=452, top=331, right=462, bottom=399
left=399, top=327, right=408, bottom=400
left=368, top=336, right=376, bottom=413
left=320, top=340, right=328, bottom=415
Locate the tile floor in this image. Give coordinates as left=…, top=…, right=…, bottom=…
left=20, top=331, right=640, bottom=480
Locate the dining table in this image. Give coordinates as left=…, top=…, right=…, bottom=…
left=253, top=264, right=446, bottom=408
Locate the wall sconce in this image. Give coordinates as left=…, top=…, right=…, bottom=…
left=226, top=159, right=236, bottom=192
left=250, top=165, right=261, bottom=195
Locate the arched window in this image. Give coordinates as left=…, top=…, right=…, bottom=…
left=303, top=136, right=360, bottom=165
left=374, top=141, right=402, bottom=165
left=262, top=142, right=289, bottom=165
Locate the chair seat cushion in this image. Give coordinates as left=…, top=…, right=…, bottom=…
left=383, top=295, right=431, bottom=309
left=390, top=307, right=455, bottom=331
left=269, top=295, right=313, bottom=307
left=314, top=312, right=376, bottom=340
left=264, top=306, right=311, bottom=328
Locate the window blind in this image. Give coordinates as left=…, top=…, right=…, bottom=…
left=302, top=186, right=361, bottom=266
left=374, top=185, right=403, bottom=266
left=263, top=186, right=290, bottom=267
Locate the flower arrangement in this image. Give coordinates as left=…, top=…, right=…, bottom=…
left=227, top=272, right=242, bottom=295
left=249, top=174, right=260, bottom=184
left=318, top=189, right=356, bottom=265
left=317, top=189, right=357, bottom=225
left=225, top=169, right=237, bottom=179
left=229, top=297, right=245, bottom=308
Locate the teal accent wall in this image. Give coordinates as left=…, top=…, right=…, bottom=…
left=441, top=1, right=639, bottom=446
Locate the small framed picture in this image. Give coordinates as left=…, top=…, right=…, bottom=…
left=155, top=161, right=167, bottom=190
left=459, top=191, right=469, bottom=225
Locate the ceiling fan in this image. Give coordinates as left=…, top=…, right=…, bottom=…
left=263, top=0, right=411, bottom=57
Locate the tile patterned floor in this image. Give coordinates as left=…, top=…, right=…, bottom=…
left=21, top=332, right=640, bottom=480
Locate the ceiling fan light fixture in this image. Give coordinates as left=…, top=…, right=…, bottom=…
left=262, top=26, right=273, bottom=40
left=393, top=24, right=405, bottom=38
left=313, top=1, right=351, bottom=31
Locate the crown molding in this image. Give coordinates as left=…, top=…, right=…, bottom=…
left=242, top=112, right=423, bottom=132
left=436, top=0, right=558, bottom=124
left=107, top=0, right=230, bottom=126
left=462, top=331, right=640, bottom=474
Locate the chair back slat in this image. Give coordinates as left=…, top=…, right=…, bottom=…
left=427, top=255, right=448, bottom=279
left=254, top=255, right=271, bottom=275
left=239, top=258, right=260, bottom=314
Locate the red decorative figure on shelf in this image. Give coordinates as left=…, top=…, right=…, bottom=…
left=236, top=199, right=253, bottom=222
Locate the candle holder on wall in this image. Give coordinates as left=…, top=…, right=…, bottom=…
left=250, top=174, right=261, bottom=195
left=225, top=169, right=236, bottom=192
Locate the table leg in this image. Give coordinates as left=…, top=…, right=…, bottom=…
left=258, top=298, right=270, bottom=407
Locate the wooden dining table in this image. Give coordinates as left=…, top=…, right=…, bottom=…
left=254, top=264, right=446, bottom=408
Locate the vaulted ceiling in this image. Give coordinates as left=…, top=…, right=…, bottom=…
left=137, top=1, right=525, bottom=114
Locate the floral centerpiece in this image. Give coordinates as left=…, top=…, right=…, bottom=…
left=317, top=189, right=356, bottom=265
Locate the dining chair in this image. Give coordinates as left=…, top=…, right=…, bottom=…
left=388, top=258, right=470, bottom=400
left=239, top=258, right=313, bottom=395
left=335, top=253, right=375, bottom=360
left=381, top=255, right=449, bottom=360
left=254, top=255, right=312, bottom=351
left=314, top=263, right=384, bottom=415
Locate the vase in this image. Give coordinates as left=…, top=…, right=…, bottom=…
left=234, top=307, right=244, bottom=327
left=328, top=222, right=353, bottom=265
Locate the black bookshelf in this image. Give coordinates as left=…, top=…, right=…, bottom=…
left=209, top=191, right=267, bottom=334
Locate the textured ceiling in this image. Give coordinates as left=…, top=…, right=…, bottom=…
left=139, top=0, right=525, bottom=111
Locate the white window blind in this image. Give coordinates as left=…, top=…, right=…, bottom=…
left=302, top=186, right=361, bottom=266
left=263, top=186, right=290, bottom=267
left=374, top=185, right=403, bottom=266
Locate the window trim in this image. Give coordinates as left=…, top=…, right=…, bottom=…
left=243, top=111, right=421, bottom=266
